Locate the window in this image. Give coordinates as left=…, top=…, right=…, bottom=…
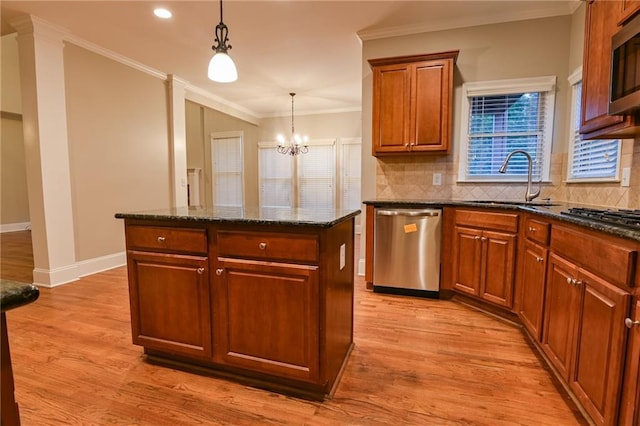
left=211, top=133, right=243, bottom=207
left=258, top=138, right=361, bottom=211
left=567, top=69, right=620, bottom=182
left=458, top=76, right=556, bottom=182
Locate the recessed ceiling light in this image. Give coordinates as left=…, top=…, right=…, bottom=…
left=153, top=8, right=172, bottom=19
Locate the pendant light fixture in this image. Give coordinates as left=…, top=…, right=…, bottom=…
left=277, top=93, right=309, bottom=156
left=208, top=0, right=237, bottom=83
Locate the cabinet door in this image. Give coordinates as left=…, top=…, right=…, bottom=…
left=619, top=0, right=640, bottom=25
left=214, top=258, right=320, bottom=383
left=372, top=64, right=411, bottom=154
left=411, top=59, right=452, bottom=153
left=481, top=230, right=516, bottom=308
left=620, top=300, right=640, bottom=426
left=519, top=241, right=548, bottom=341
left=453, top=226, right=483, bottom=296
left=541, top=253, right=581, bottom=381
left=581, top=0, right=629, bottom=137
left=570, top=269, right=630, bottom=426
left=127, top=251, right=211, bottom=358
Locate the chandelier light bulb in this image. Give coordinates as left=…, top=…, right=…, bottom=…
left=277, top=93, right=309, bottom=156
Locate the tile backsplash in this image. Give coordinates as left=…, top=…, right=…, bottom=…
left=375, top=140, right=639, bottom=209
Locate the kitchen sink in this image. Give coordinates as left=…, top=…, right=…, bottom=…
left=470, top=200, right=560, bottom=207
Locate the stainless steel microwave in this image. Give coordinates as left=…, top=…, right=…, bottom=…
left=610, top=13, right=640, bottom=115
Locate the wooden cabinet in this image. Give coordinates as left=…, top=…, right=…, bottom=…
left=369, top=51, right=458, bottom=155
left=581, top=0, right=639, bottom=139
left=214, top=257, right=320, bottom=382
left=542, top=225, right=635, bottom=426
left=125, top=225, right=212, bottom=359
left=620, top=299, right=640, bottom=425
left=619, top=0, right=640, bottom=25
left=452, top=209, right=518, bottom=308
left=518, top=217, right=550, bottom=341
left=121, top=217, right=356, bottom=400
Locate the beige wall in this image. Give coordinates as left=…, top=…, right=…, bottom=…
left=64, top=43, right=171, bottom=261
left=258, top=110, right=362, bottom=141
left=1, top=33, right=30, bottom=227
left=186, top=100, right=260, bottom=209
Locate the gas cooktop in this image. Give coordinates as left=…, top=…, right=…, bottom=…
left=561, top=207, right=640, bottom=230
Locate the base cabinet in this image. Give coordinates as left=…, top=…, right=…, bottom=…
left=127, top=251, right=212, bottom=359
left=542, top=253, right=631, bottom=426
left=214, top=257, right=320, bottom=383
left=519, top=240, right=548, bottom=341
left=452, top=212, right=517, bottom=308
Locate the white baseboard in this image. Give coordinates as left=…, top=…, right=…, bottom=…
left=358, top=258, right=365, bottom=276
left=32, top=251, right=126, bottom=288
left=76, top=251, right=126, bottom=278
left=1, top=222, right=31, bottom=233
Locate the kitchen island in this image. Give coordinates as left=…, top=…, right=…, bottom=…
left=115, top=206, right=360, bottom=400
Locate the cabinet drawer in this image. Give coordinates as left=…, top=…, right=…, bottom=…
left=550, top=226, right=637, bottom=287
left=524, top=217, right=550, bottom=245
left=455, top=209, right=519, bottom=233
left=218, top=231, right=318, bottom=263
left=126, top=225, right=207, bottom=254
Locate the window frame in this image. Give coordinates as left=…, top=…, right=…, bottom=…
left=566, top=67, right=621, bottom=183
left=457, top=76, right=556, bottom=183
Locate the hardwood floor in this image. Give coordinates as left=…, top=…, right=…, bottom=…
left=1, top=234, right=586, bottom=425
left=0, top=230, right=34, bottom=283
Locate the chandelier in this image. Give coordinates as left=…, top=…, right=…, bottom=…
left=208, top=0, right=237, bottom=83
left=277, top=93, right=309, bottom=156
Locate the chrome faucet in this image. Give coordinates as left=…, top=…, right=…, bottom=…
left=498, top=150, right=541, bottom=202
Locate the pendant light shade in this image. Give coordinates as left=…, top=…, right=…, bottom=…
left=208, top=0, right=237, bottom=83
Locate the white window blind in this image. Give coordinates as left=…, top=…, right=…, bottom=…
left=259, top=145, right=293, bottom=208
left=297, top=142, right=336, bottom=209
left=567, top=80, right=620, bottom=181
left=340, top=139, right=361, bottom=211
left=211, top=136, right=243, bottom=207
left=458, top=76, right=555, bottom=182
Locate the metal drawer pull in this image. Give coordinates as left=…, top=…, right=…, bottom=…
left=625, top=318, right=640, bottom=328
left=474, top=236, right=481, bottom=240
left=566, top=277, right=582, bottom=286
left=259, top=242, right=267, bottom=250
left=536, top=257, right=544, bottom=262
left=528, top=227, right=536, bottom=232
left=197, top=267, right=205, bottom=275
left=480, top=237, right=487, bottom=242
left=157, top=236, right=166, bottom=242
left=215, top=269, right=223, bottom=276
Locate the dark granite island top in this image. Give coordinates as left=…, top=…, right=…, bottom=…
left=116, top=205, right=359, bottom=400
left=115, top=206, right=360, bottom=228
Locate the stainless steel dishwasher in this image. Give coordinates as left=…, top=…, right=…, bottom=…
left=373, top=208, right=441, bottom=298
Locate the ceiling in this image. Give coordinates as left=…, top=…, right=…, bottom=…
left=1, top=1, right=579, bottom=119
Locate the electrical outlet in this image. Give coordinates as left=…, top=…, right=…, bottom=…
left=621, top=167, right=631, bottom=187
left=433, top=173, right=442, bottom=186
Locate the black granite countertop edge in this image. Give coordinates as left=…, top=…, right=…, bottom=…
left=364, top=199, right=640, bottom=243
left=0, top=280, right=40, bottom=312
left=115, top=209, right=362, bottom=228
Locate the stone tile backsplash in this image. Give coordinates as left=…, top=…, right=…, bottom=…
left=375, top=140, right=639, bottom=209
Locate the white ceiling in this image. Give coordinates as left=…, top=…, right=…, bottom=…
left=1, top=1, right=579, bottom=119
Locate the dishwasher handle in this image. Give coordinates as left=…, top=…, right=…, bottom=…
left=376, top=209, right=440, bottom=217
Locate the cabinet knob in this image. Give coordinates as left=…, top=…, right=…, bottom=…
left=474, top=236, right=481, bottom=240
left=259, top=242, right=267, bottom=250
left=625, top=318, right=640, bottom=328
left=480, top=237, right=487, bottom=242
left=536, top=257, right=544, bottom=262
left=528, top=227, right=536, bottom=232
left=215, top=268, right=223, bottom=276
left=566, top=277, right=582, bottom=286
left=197, top=267, right=205, bottom=275
left=157, top=236, right=166, bottom=242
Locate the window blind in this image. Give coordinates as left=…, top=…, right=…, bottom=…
left=466, top=92, right=546, bottom=179
left=212, top=137, right=243, bottom=207
left=568, top=81, right=620, bottom=180
left=259, top=146, right=292, bottom=208
left=297, top=143, right=335, bottom=209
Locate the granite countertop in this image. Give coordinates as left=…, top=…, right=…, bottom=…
left=115, top=206, right=361, bottom=228
left=364, top=199, right=640, bottom=243
left=1, top=280, right=39, bottom=312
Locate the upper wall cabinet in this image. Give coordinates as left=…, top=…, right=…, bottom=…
left=581, top=0, right=640, bottom=139
left=369, top=51, right=458, bottom=156
left=619, top=0, right=640, bottom=25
